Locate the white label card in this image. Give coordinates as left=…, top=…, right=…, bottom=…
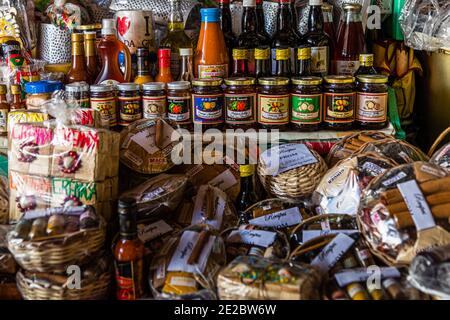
left=302, top=230, right=359, bottom=243
left=191, top=185, right=226, bottom=230
left=137, top=220, right=173, bottom=243
left=334, top=267, right=401, bottom=287
left=167, top=231, right=215, bottom=274
left=208, top=169, right=238, bottom=191
left=311, top=233, right=356, bottom=273
left=260, top=143, right=318, bottom=176
left=397, top=180, right=436, bottom=231
left=226, top=229, right=277, bottom=248
left=249, top=207, right=302, bottom=229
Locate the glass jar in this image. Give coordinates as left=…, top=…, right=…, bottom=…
left=257, top=77, right=290, bottom=130
left=25, top=81, right=63, bottom=110
left=291, top=76, right=323, bottom=131
left=142, top=82, right=166, bottom=120
left=65, top=82, right=90, bottom=108
left=356, top=75, right=388, bottom=130
left=167, top=81, right=192, bottom=130
left=224, top=77, right=257, bottom=130
left=90, top=84, right=117, bottom=128
left=323, top=75, right=356, bottom=130
left=191, top=78, right=224, bottom=131
left=117, top=83, right=142, bottom=126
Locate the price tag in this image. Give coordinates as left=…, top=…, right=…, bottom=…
left=311, top=233, right=355, bottom=273
left=208, top=169, right=238, bottom=191
left=226, top=229, right=277, bottom=248
left=137, top=220, right=173, bottom=243
left=334, top=267, right=401, bottom=287
left=302, top=230, right=358, bottom=243
left=249, top=207, right=302, bottom=229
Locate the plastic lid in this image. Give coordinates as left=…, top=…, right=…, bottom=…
left=243, top=0, right=256, bottom=7
left=167, top=81, right=191, bottom=90
left=65, top=82, right=89, bottom=92
left=143, top=82, right=165, bottom=91
left=159, top=48, right=171, bottom=59
left=90, top=84, right=114, bottom=93
left=179, top=48, right=193, bottom=56
left=200, top=8, right=220, bottom=23
left=25, top=81, right=63, bottom=94
left=309, top=0, right=323, bottom=5
left=117, top=83, right=140, bottom=91
left=101, top=18, right=116, bottom=35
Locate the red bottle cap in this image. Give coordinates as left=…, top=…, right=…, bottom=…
left=158, top=48, right=171, bottom=59
left=218, top=0, right=230, bottom=4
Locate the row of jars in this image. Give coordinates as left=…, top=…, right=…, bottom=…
left=66, top=74, right=389, bottom=131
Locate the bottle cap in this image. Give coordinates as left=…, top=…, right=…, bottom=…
left=179, top=48, right=193, bottom=56
left=25, top=81, right=63, bottom=94
left=167, top=81, right=191, bottom=90
left=158, top=48, right=171, bottom=59
left=297, top=46, right=311, bottom=60
left=101, top=18, right=116, bottom=36
left=0, top=84, right=7, bottom=95
left=143, top=82, right=165, bottom=91
left=255, top=47, right=270, bottom=60
left=233, top=48, right=248, bottom=60
left=84, top=31, right=96, bottom=40
left=243, top=0, right=256, bottom=7
left=240, top=164, right=255, bottom=177
left=309, top=0, right=323, bottom=6
left=11, top=84, right=21, bottom=95
left=71, top=33, right=84, bottom=42
left=359, top=53, right=374, bottom=66
left=200, top=8, right=220, bottom=23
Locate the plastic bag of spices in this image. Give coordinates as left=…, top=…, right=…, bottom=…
left=358, top=162, right=450, bottom=266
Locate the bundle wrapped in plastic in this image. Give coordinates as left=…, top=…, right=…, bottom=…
left=431, top=143, right=450, bottom=171
left=46, top=0, right=81, bottom=30
left=357, top=140, right=429, bottom=165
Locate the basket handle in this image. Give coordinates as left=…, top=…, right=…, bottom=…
left=428, top=127, right=450, bottom=157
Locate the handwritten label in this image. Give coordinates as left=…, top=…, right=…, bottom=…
left=226, top=229, right=277, bottom=248
left=167, top=231, right=215, bottom=274
left=208, top=169, right=238, bottom=191
left=397, top=180, right=436, bottom=231
left=137, top=220, right=173, bottom=243
left=191, top=186, right=226, bottom=230
left=249, top=207, right=302, bottom=229
left=311, top=233, right=355, bottom=273
left=334, top=267, right=401, bottom=287
left=302, top=230, right=358, bottom=243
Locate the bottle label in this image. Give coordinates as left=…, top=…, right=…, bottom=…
left=193, top=93, right=224, bottom=124
left=167, top=96, right=191, bottom=124
left=291, top=93, right=322, bottom=124
left=225, top=93, right=256, bottom=125
left=0, top=110, right=7, bottom=133
left=324, top=93, right=356, bottom=124
left=271, top=48, right=295, bottom=75
left=170, top=52, right=181, bottom=79
left=356, top=92, right=387, bottom=123
left=311, top=46, right=329, bottom=74
left=336, top=60, right=360, bottom=75
left=115, top=259, right=144, bottom=300
left=90, top=96, right=118, bottom=127
left=119, top=96, right=142, bottom=125
left=143, top=96, right=167, bottom=119
left=198, top=64, right=228, bottom=79
left=258, top=94, right=289, bottom=125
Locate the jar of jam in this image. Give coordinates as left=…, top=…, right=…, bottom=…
left=90, top=84, right=117, bottom=128
left=224, top=77, right=257, bottom=130
left=356, top=75, right=388, bottom=130
left=257, top=77, right=290, bottom=130
left=291, top=76, right=323, bottom=131
left=117, top=83, right=142, bottom=126
left=192, top=78, right=224, bottom=131
left=323, top=75, right=356, bottom=130
left=142, top=82, right=166, bottom=120
left=65, top=82, right=90, bottom=108
left=167, top=81, right=192, bottom=130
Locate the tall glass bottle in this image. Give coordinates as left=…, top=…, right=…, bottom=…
left=231, top=48, right=249, bottom=77
left=322, top=2, right=337, bottom=73
left=236, top=164, right=259, bottom=224
left=84, top=31, right=99, bottom=84
left=274, top=47, right=291, bottom=77
left=114, top=198, right=145, bottom=300
left=155, top=48, right=174, bottom=84
left=160, top=0, right=193, bottom=80
left=256, top=0, right=271, bottom=41
left=178, top=48, right=194, bottom=82
left=66, top=33, right=91, bottom=84
left=296, top=46, right=312, bottom=76
left=134, top=47, right=153, bottom=85
left=218, top=0, right=236, bottom=67
left=335, top=3, right=366, bottom=76
left=255, top=47, right=271, bottom=79
left=354, top=54, right=377, bottom=76
left=302, top=0, right=331, bottom=77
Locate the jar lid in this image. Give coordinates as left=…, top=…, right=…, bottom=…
left=76, top=24, right=102, bottom=31
left=343, top=3, right=362, bottom=11
left=291, top=76, right=322, bottom=85
left=192, top=78, right=223, bottom=87
left=117, top=83, right=140, bottom=91
left=258, top=77, right=290, bottom=86
left=167, top=81, right=191, bottom=90
left=224, top=77, right=256, bottom=86
left=323, top=75, right=355, bottom=84
left=65, top=82, right=90, bottom=92
left=90, top=84, right=114, bottom=92
left=25, top=81, right=63, bottom=94
left=356, top=75, right=388, bottom=84
left=143, top=82, right=166, bottom=91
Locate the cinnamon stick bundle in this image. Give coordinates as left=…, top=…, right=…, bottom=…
left=393, top=203, right=450, bottom=229
left=187, top=230, right=210, bottom=265
left=387, top=191, right=450, bottom=215
left=155, top=119, right=164, bottom=149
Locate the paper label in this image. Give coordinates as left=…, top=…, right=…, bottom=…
left=302, top=229, right=358, bottom=243
left=170, top=276, right=196, bottom=288
left=167, top=96, right=191, bottom=124
left=397, top=180, right=436, bottom=231
left=225, top=93, right=256, bottom=125
left=291, top=93, right=322, bottom=124
left=311, top=46, right=329, bottom=74
left=137, top=220, right=173, bottom=243
left=381, top=171, right=408, bottom=187
left=249, top=206, right=302, bottom=229
left=193, top=93, right=224, bottom=124
left=311, top=233, right=355, bottom=273
left=356, top=92, right=388, bottom=122
left=208, top=169, right=238, bottom=191
left=258, top=94, right=290, bottom=125
left=324, top=93, right=356, bottom=124
left=226, top=229, right=277, bottom=248
left=334, top=267, right=401, bottom=287
left=198, top=64, right=228, bottom=79
left=335, top=60, right=360, bottom=75
left=143, top=96, right=166, bottom=119
left=191, top=186, right=226, bottom=230
left=362, top=161, right=386, bottom=176
left=260, top=143, right=318, bottom=175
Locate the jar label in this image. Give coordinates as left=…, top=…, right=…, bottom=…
left=0, top=110, right=7, bottom=133
left=193, top=94, right=224, bottom=125
left=225, top=93, right=256, bottom=125
left=119, top=96, right=142, bottom=125
left=198, top=64, right=228, bottom=79
left=291, top=93, right=322, bottom=124
left=143, top=96, right=167, bottom=119
left=167, top=96, right=191, bottom=123
left=336, top=60, right=360, bottom=75
left=311, top=46, right=329, bottom=74
left=90, top=96, right=117, bottom=127
left=324, top=93, right=355, bottom=123
left=356, top=92, right=387, bottom=122
left=258, top=94, right=290, bottom=125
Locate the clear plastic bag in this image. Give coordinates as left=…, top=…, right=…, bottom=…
left=431, top=143, right=450, bottom=171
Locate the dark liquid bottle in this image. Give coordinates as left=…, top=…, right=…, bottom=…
left=296, top=46, right=312, bottom=76
left=354, top=54, right=377, bottom=76
left=66, top=33, right=91, bottom=84
left=231, top=48, right=249, bottom=77
left=236, top=164, right=259, bottom=224
left=10, top=84, right=25, bottom=110
left=322, top=2, right=337, bottom=74
left=255, top=0, right=272, bottom=42
left=274, top=47, right=291, bottom=77
left=302, top=0, right=331, bottom=77
left=255, top=47, right=271, bottom=79
left=218, top=0, right=236, bottom=71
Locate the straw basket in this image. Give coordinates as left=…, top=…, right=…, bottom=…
left=428, top=126, right=450, bottom=157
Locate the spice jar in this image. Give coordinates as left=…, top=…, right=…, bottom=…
left=65, top=82, right=90, bottom=108
left=323, top=75, right=356, bottom=130
left=356, top=75, right=388, bottom=130
left=142, top=82, right=166, bottom=120
left=291, top=77, right=323, bottom=131
left=90, top=84, right=117, bottom=128
left=25, top=80, right=63, bottom=110
left=224, top=77, right=257, bottom=130
left=257, top=77, right=290, bottom=130
left=117, top=83, right=142, bottom=126
left=167, top=81, right=192, bottom=130
left=192, top=78, right=224, bottom=130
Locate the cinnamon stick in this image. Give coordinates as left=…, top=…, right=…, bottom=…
left=393, top=203, right=450, bottom=229
left=155, top=119, right=164, bottom=149
left=205, top=187, right=216, bottom=220
left=387, top=191, right=450, bottom=215
left=187, top=230, right=210, bottom=265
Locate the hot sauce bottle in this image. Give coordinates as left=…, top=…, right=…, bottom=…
left=10, top=85, right=25, bottom=110
left=84, top=31, right=99, bottom=83
left=155, top=48, right=174, bottom=84
left=66, top=33, right=91, bottom=84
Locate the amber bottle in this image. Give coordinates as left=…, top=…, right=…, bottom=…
left=84, top=31, right=99, bottom=83
left=134, top=47, right=153, bottom=85
left=0, top=85, right=9, bottom=136
left=10, top=85, right=25, bottom=110
left=66, top=33, right=91, bottom=84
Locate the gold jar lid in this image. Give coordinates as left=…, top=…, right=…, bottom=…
left=356, top=75, right=388, bottom=84
left=76, top=24, right=102, bottom=31
left=255, top=47, right=270, bottom=60
left=343, top=3, right=362, bottom=11
left=192, top=78, right=223, bottom=87
left=291, top=76, right=322, bottom=86
left=233, top=48, right=248, bottom=60
left=224, top=77, right=256, bottom=86
left=298, top=46, right=311, bottom=60
left=258, top=77, right=290, bottom=86
left=324, top=75, right=355, bottom=84
left=276, top=48, right=290, bottom=61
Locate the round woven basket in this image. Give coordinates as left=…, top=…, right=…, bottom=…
left=258, top=148, right=328, bottom=201
left=16, top=269, right=111, bottom=300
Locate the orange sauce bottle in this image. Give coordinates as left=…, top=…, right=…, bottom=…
left=155, top=48, right=173, bottom=84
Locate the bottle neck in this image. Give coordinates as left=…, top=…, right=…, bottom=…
left=255, top=58, right=270, bottom=76
left=242, top=7, right=258, bottom=33
left=233, top=58, right=248, bottom=75
left=168, top=1, right=184, bottom=31
left=159, top=57, right=172, bottom=75
left=240, top=174, right=254, bottom=190
left=323, top=11, right=333, bottom=23
left=277, top=3, right=292, bottom=32
left=119, top=212, right=138, bottom=239
left=296, top=59, right=311, bottom=76
left=219, top=3, right=233, bottom=33
left=85, top=39, right=96, bottom=58
left=180, top=55, right=193, bottom=74
left=308, top=5, right=324, bottom=32
left=137, top=55, right=150, bottom=76
left=72, top=40, right=84, bottom=57
left=344, top=10, right=362, bottom=23
left=12, top=94, right=21, bottom=106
